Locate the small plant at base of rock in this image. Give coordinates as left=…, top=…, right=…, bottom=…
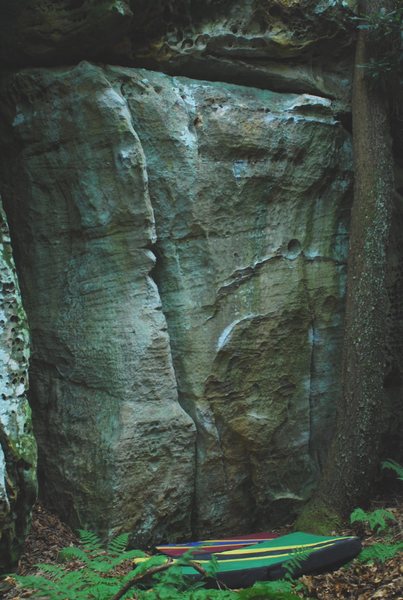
left=350, top=462, right=403, bottom=567
left=350, top=507, right=396, bottom=533
left=382, top=459, right=403, bottom=481
left=15, top=529, right=148, bottom=599
left=357, top=541, right=403, bottom=564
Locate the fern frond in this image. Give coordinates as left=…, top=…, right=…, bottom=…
left=108, top=549, right=146, bottom=569
left=358, top=542, right=403, bottom=564
left=87, top=582, right=121, bottom=600
left=239, top=580, right=301, bottom=599
left=89, top=559, right=116, bottom=573
left=153, top=562, right=188, bottom=589
left=58, top=569, right=85, bottom=589
left=108, top=533, right=129, bottom=556
left=16, top=574, right=66, bottom=598
left=34, top=563, right=65, bottom=578
left=204, top=554, right=219, bottom=577
left=60, top=546, right=90, bottom=563
left=350, top=507, right=396, bottom=532
left=121, top=548, right=146, bottom=559
left=382, top=459, right=403, bottom=481
left=183, top=590, right=237, bottom=599
left=282, top=547, right=312, bottom=580
left=123, top=555, right=169, bottom=581
left=78, top=529, right=104, bottom=554
left=349, top=507, right=367, bottom=524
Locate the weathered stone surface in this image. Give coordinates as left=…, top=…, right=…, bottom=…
left=0, top=0, right=133, bottom=67
left=0, top=63, right=196, bottom=543
left=126, top=0, right=356, bottom=100
left=0, top=199, right=37, bottom=571
left=0, top=62, right=352, bottom=538
left=0, top=1, right=355, bottom=101
left=109, top=66, right=352, bottom=533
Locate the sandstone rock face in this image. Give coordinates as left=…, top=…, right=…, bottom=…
left=109, top=66, right=352, bottom=533
left=0, top=1, right=355, bottom=100
left=0, top=64, right=196, bottom=542
left=0, top=62, right=352, bottom=538
left=0, top=199, right=37, bottom=571
left=127, top=0, right=356, bottom=100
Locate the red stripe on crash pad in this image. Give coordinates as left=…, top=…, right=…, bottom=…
left=157, top=532, right=278, bottom=557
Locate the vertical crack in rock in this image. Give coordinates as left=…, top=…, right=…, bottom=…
left=302, top=256, right=317, bottom=471
left=307, top=318, right=317, bottom=467
left=118, top=72, right=203, bottom=535
left=98, top=72, right=197, bottom=542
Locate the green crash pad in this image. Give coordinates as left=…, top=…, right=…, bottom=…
left=169, top=532, right=361, bottom=588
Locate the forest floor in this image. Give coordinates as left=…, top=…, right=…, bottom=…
left=2, top=492, right=402, bottom=600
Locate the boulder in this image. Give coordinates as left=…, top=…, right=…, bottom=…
left=0, top=199, right=37, bottom=572
left=107, top=65, right=352, bottom=533
left=0, top=63, right=196, bottom=543
left=0, top=62, right=352, bottom=537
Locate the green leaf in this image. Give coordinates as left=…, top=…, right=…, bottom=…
left=33, top=563, right=65, bottom=578
left=350, top=507, right=396, bottom=532
left=154, top=564, right=187, bottom=588
left=382, top=459, right=403, bottom=481
left=204, top=554, right=219, bottom=577
left=123, top=555, right=169, bottom=581
left=59, top=546, right=90, bottom=563
left=358, top=542, right=403, bottom=564
left=108, top=533, right=129, bottom=556
left=239, top=580, right=301, bottom=599
left=282, top=547, right=313, bottom=581
left=78, top=530, right=104, bottom=554
left=88, top=559, right=116, bottom=573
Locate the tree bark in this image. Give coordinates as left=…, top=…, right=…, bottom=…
left=296, top=0, right=396, bottom=532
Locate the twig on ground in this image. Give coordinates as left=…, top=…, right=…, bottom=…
left=112, top=560, right=174, bottom=600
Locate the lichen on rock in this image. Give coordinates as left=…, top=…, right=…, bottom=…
left=0, top=199, right=37, bottom=572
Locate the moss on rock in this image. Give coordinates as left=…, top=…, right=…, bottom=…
left=0, top=200, right=37, bottom=573
left=294, top=498, right=343, bottom=535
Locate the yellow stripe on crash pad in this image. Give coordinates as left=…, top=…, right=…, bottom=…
left=133, top=557, right=170, bottom=564
left=186, top=542, right=336, bottom=563
left=210, top=537, right=349, bottom=556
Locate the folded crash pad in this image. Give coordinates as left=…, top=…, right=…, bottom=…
left=162, top=532, right=362, bottom=589
left=156, top=532, right=278, bottom=557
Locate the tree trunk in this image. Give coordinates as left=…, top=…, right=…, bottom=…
left=296, top=0, right=396, bottom=532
